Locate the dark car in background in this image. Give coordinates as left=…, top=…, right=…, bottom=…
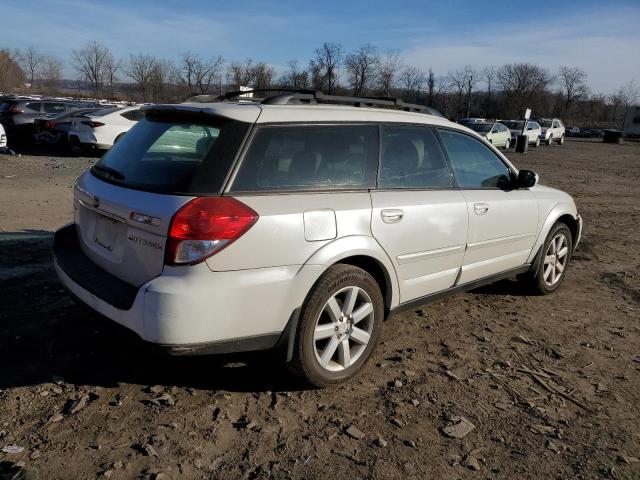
left=0, top=98, right=99, bottom=143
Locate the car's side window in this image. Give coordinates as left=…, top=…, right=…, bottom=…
left=379, top=126, right=452, bottom=189
left=44, top=103, right=66, bottom=114
left=231, top=125, right=378, bottom=192
left=25, top=102, right=42, bottom=112
left=438, top=129, right=512, bottom=189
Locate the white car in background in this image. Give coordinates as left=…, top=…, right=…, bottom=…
left=502, top=120, right=542, bottom=148
left=536, top=118, right=565, bottom=145
left=0, top=123, right=7, bottom=150
left=68, top=106, right=143, bottom=152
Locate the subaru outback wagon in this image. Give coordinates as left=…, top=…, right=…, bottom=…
left=53, top=90, right=582, bottom=386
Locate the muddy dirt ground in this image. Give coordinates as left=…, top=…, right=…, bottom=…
left=0, top=139, right=639, bottom=480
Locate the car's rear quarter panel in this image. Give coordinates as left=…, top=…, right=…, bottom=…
left=205, top=192, right=373, bottom=271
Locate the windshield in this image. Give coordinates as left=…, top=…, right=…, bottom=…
left=471, top=123, right=493, bottom=133
left=92, top=113, right=249, bottom=194
left=502, top=121, right=523, bottom=130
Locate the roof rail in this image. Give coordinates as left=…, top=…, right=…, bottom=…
left=185, top=89, right=443, bottom=117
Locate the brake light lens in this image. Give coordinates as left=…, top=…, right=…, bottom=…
left=9, top=105, right=23, bottom=114
left=81, top=120, right=105, bottom=128
left=166, top=197, right=258, bottom=265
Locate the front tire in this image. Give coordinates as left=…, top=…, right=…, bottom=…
left=522, top=223, right=573, bottom=295
left=289, top=264, right=384, bottom=387
left=546, top=135, right=553, bottom=146
left=558, top=135, right=564, bottom=145
left=504, top=138, right=511, bottom=149
left=534, top=137, right=540, bottom=148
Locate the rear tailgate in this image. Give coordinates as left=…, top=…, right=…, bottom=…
left=74, top=172, right=192, bottom=287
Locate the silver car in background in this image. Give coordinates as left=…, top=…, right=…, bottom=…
left=502, top=120, right=542, bottom=148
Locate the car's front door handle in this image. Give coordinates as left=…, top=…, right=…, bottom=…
left=474, top=203, right=489, bottom=215
left=381, top=209, right=404, bottom=224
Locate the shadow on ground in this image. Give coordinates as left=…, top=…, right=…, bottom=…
left=0, top=232, right=531, bottom=395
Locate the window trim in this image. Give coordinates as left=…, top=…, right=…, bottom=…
left=435, top=126, right=516, bottom=191
left=225, top=122, right=381, bottom=195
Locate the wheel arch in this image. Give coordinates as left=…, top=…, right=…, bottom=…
left=527, top=203, right=579, bottom=264
left=300, top=235, right=400, bottom=310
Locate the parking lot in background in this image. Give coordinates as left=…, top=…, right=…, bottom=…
left=1, top=138, right=638, bottom=479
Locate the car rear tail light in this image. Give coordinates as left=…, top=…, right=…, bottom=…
left=165, top=197, right=258, bottom=266
left=8, top=106, right=23, bottom=114
left=81, top=121, right=105, bottom=128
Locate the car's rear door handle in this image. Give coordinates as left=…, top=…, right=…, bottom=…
left=381, top=209, right=404, bottom=224
left=474, top=203, right=489, bottom=215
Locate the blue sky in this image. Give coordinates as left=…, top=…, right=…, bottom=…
left=2, top=0, right=639, bottom=93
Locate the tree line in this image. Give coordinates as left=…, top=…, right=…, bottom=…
left=1, top=41, right=639, bottom=126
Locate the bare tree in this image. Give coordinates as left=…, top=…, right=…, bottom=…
left=124, top=54, right=159, bottom=102
left=279, top=60, right=309, bottom=89
left=39, top=55, right=63, bottom=95
left=616, top=79, right=640, bottom=106
left=71, top=41, right=112, bottom=98
left=427, top=68, right=435, bottom=106
left=0, top=49, right=25, bottom=91
left=20, top=46, right=43, bottom=88
left=228, top=59, right=255, bottom=90
left=374, top=50, right=401, bottom=97
left=399, top=65, right=426, bottom=103
left=149, top=60, right=173, bottom=102
left=448, top=68, right=468, bottom=116
left=314, top=42, right=343, bottom=93
left=463, top=66, right=480, bottom=117
left=497, top=63, right=553, bottom=117
left=308, top=59, right=325, bottom=91
left=179, top=53, right=224, bottom=95
left=103, top=53, right=121, bottom=99
left=483, top=65, right=497, bottom=117
left=251, top=62, right=275, bottom=90
left=345, top=44, right=379, bottom=96
left=557, top=66, right=589, bottom=114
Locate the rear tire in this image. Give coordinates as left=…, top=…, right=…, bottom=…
left=558, top=135, right=565, bottom=145
left=288, top=264, right=384, bottom=387
left=504, top=139, right=511, bottom=149
left=546, top=135, right=553, bottom=146
left=534, top=137, right=540, bottom=148
left=521, top=222, right=573, bottom=295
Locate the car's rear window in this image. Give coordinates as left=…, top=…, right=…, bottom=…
left=230, top=125, right=378, bottom=192
left=91, top=112, right=250, bottom=194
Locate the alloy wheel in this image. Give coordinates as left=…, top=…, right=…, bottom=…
left=543, top=233, right=569, bottom=286
left=313, top=286, right=375, bottom=372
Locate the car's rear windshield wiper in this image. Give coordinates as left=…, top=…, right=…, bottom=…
left=92, top=164, right=125, bottom=181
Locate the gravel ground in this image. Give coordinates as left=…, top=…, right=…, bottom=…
left=0, top=139, right=639, bottom=480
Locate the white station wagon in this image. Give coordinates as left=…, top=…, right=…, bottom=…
left=53, top=90, right=582, bottom=386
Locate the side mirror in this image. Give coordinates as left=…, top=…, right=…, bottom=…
left=517, top=170, right=538, bottom=188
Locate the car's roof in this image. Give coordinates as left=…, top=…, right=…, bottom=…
left=167, top=101, right=455, bottom=127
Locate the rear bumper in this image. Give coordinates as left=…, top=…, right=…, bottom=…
left=53, top=224, right=319, bottom=353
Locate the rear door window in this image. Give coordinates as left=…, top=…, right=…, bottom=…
left=25, top=102, right=42, bottom=112
left=44, top=103, right=66, bottom=114
left=231, top=125, right=378, bottom=192
left=438, top=129, right=512, bottom=189
left=91, top=113, right=249, bottom=194
left=379, top=126, right=452, bottom=189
